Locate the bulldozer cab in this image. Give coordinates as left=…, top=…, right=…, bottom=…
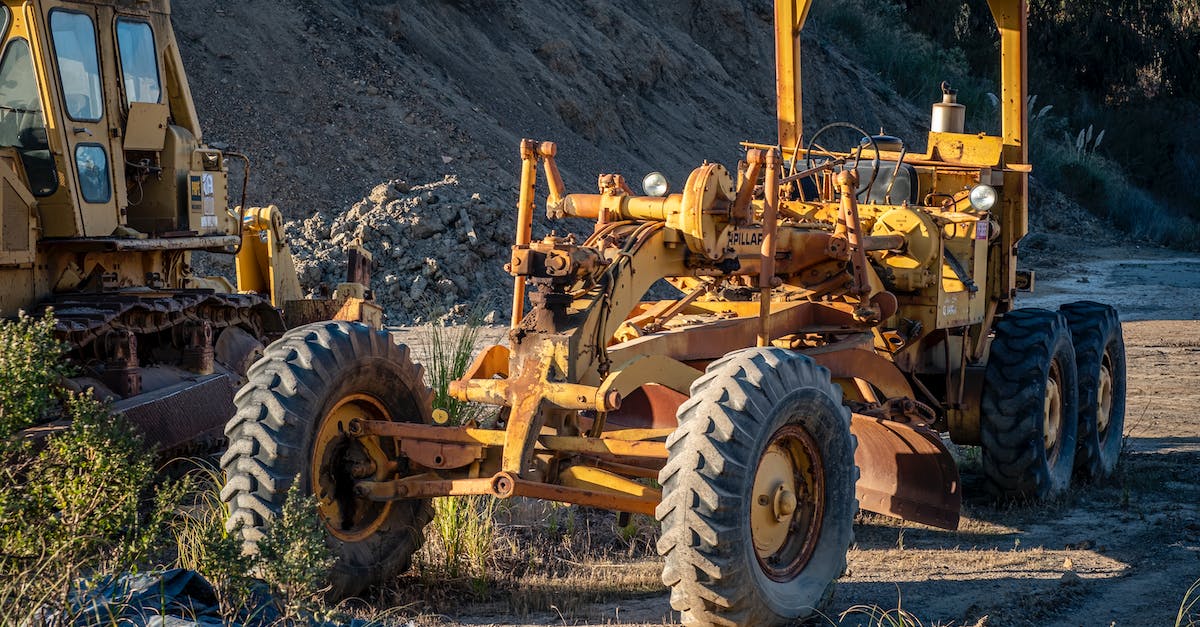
left=0, top=0, right=233, bottom=240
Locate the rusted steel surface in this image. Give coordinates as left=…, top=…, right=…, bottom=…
left=850, top=414, right=961, bottom=530
left=358, top=470, right=660, bottom=516
left=604, top=384, right=689, bottom=430
left=608, top=299, right=873, bottom=364
left=501, top=474, right=659, bottom=516
left=113, top=373, right=235, bottom=452
left=810, top=348, right=915, bottom=401
left=758, top=148, right=782, bottom=347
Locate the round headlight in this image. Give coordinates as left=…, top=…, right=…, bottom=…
left=642, top=172, right=670, bottom=197
left=969, top=185, right=998, bottom=211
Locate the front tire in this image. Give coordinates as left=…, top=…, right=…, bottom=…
left=220, top=321, right=433, bottom=598
left=656, top=348, right=857, bottom=626
left=1060, top=301, right=1126, bottom=481
left=981, top=309, right=1079, bottom=500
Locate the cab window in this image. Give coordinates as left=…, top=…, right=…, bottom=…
left=50, top=10, right=103, bottom=122
left=0, top=39, right=57, bottom=196
left=116, top=19, right=160, bottom=104
left=75, top=144, right=110, bottom=203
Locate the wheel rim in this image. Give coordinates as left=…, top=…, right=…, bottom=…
left=751, top=424, right=825, bottom=582
left=311, top=394, right=393, bottom=542
left=1096, top=356, right=1114, bottom=436
left=1043, top=361, right=1064, bottom=461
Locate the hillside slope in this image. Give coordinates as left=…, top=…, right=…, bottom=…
left=177, top=0, right=1084, bottom=321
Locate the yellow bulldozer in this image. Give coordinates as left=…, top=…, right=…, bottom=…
left=0, top=0, right=377, bottom=451
left=222, top=0, right=1127, bottom=624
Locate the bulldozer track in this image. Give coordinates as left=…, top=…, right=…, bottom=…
left=49, top=290, right=285, bottom=353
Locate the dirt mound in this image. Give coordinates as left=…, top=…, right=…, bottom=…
left=174, top=0, right=1118, bottom=322
left=286, top=177, right=513, bottom=323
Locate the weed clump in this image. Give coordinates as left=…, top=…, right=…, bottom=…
left=257, top=480, right=337, bottom=618
left=0, top=314, right=162, bottom=621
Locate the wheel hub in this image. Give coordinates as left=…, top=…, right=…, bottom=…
left=751, top=424, right=824, bottom=581
left=1097, top=359, right=1113, bottom=435
left=311, top=394, right=394, bottom=542
left=1043, top=363, right=1063, bottom=458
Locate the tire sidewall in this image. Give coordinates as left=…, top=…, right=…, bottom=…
left=285, top=324, right=432, bottom=588
left=981, top=310, right=1080, bottom=500
left=1067, top=304, right=1127, bottom=479
left=1095, top=324, right=1127, bottom=472
left=1043, top=331, right=1080, bottom=494
left=740, top=386, right=856, bottom=616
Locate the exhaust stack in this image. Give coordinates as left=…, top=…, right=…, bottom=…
left=932, top=81, right=966, bottom=134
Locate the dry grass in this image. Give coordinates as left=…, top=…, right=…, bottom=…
left=1178, top=579, right=1200, bottom=627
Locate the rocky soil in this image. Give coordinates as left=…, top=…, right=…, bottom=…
left=175, top=0, right=938, bottom=322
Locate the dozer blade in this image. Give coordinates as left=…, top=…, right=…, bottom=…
left=114, top=374, right=236, bottom=453
left=849, top=415, right=961, bottom=530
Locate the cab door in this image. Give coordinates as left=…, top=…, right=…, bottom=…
left=43, top=3, right=118, bottom=236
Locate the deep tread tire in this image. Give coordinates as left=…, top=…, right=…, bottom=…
left=220, top=321, right=433, bottom=598
left=981, top=308, right=1079, bottom=500
left=656, top=348, right=857, bottom=626
left=1060, top=301, right=1126, bottom=481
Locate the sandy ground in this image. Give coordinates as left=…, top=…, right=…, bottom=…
left=387, top=245, right=1200, bottom=627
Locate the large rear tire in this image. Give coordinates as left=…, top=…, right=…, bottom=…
left=656, top=348, right=857, bottom=626
left=1060, top=301, right=1126, bottom=481
left=220, top=321, right=433, bottom=598
left=981, top=309, right=1079, bottom=500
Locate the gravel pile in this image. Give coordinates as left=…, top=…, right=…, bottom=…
left=286, top=176, right=516, bottom=324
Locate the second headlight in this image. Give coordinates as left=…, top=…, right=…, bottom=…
left=969, top=184, right=998, bottom=211
left=642, top=172, right=670, bottom=197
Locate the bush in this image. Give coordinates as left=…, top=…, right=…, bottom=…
left=0, top=315, right=162, bottom=621
left=1034, top=124, right=1200, bottom=250
left=256, top=480, right=336, bottom=618
left=0, top=313, right=70, bottom=451
left=809, top=0, right=991, bottom=120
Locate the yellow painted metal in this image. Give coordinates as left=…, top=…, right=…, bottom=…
left=986, top=0, right=1029, bottom=309
left=561, top=163, right=735, bottom=260
left=752, top=443, right=801, bottom=556
left=512, top=139, right=538, bottom=326
left=601, top=427, right=676, bottom=442
left=311, top=394, right=394, bottom=542
left=1043, top=363, right=1062, bottom=456
left=236, top=205, right=303, bottom=307
left=461, top=343, right=511, bottom=381
left=558, top=465, right=660, bottom=500
left=775, top=0, right=814, bottom=153
left=355, top=419, right=669, bottom=460
left=3, top=0, right=318, bottom=318
left=758, top=148, right=781, bottom=346
left=926, top=132, right=1005, bottom=166
left=1097, top=361, right=1113, bottom=434
left=0, top=163, right=37, bottom=267
left=598, top=354, right=701, bottom=402
left=124, top=103, right=170, bottom=152
left=409, top=0, right=1035, bottom=531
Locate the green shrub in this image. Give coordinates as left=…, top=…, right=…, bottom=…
left=0, top=313, right=70, bottom=451
left=0, top=314, right=161, bottom=620
left=256, top=479, right=335, bottom=618
left=1035, top=126, right=1200, bottom=250
left=809, top=0, right=991, bottom=118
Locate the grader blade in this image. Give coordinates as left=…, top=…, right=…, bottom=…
left=850, top=415, right=961, bottom=530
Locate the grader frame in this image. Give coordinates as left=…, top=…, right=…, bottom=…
left=225, top=0, right=1126, bottom=621
left=344, top=0, right=1034, bottom=530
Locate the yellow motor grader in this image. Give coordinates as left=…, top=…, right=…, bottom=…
left=0, top=0, right=376, bottom=451
left=223, top=0, right=1127, bottom=624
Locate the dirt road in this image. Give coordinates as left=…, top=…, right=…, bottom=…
left=402, top=248, right=1200, bottom=627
